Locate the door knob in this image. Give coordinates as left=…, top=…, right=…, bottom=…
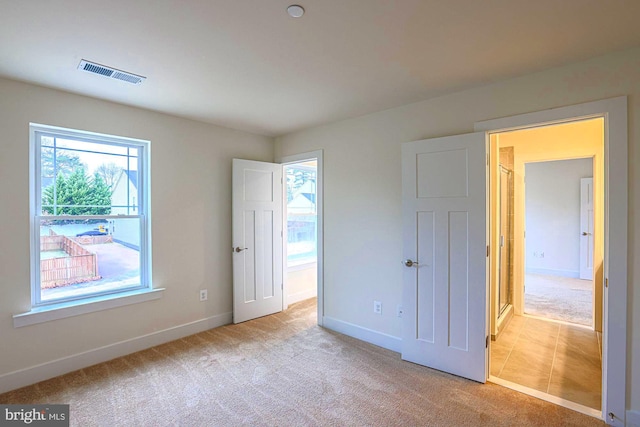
left=403, top=259, right=419, bottom=267
left=582, top=232, right=591, bottom=236
left=234, top=247, right=248, bottom=253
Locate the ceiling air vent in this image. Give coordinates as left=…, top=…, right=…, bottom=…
left=77, top=60, right=146, bottom=85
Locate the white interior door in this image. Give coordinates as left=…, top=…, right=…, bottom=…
left=580, top=177, right=594, bottom=280
left=232, top=159, right=283, bottom=324
left=401, top=132, right=488, bottom=383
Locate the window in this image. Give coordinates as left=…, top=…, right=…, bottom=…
left=285, top=161, right=317, bottom=267
left=30, top=124, right=151, bottom=308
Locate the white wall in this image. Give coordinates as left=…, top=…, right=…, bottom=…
left=275, top=47, right=640, bottom=412
left=0, top=78, right=273, bottom=383
left=287, top=264, right=317, bottom=305
left=525, top=158, right=593, bottom=277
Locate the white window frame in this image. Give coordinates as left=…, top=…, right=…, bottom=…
left=15, top=123, right=159, bottom=327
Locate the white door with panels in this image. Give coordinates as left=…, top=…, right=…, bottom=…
left=401, top=132, right=488, bottom=383
left=579, top=177, right=594, bottom=280
left=232, top=159, right=283, bottom=323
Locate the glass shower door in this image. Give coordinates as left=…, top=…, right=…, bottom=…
left=498, top=166, right=512, bottom=315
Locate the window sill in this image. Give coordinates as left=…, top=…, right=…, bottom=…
left=13, top=288, right=165, bottom=328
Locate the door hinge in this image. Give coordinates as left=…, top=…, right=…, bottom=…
left=486, top=153, right=489, bottom=166
left=486, top=245, right=489, bottom=257
left=605, top=278, right=608, bottom=288
left=486, top=336, right=489, bottom=348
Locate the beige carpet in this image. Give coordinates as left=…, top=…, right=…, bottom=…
left=0, top=298, right=602, bottom=426
left=525, top=273, right=592, bottom=326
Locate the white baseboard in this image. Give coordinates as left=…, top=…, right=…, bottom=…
left=526, top=268, right=580, bottom=278
left=627, top=410, right=640, bottom=427
left=322, top=316, right=401, bottom=353
left=287, top=289, right=317, bottom=306
left=0, top=311, right=232, bottom=394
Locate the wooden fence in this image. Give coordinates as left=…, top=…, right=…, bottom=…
left=40, top=235, right=99, bottom=288
left=41, top=234, right=63, bottom=251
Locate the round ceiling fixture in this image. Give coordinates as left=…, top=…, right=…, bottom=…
left=287, top=5, right=305, bottom=18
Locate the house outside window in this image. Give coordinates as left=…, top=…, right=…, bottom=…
left=285, top=162, right=317, bottom=267
left=30, top=123, right=151, bottom=307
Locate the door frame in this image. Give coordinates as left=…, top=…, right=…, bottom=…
left=475, top=96, right=628, bottom=426
left=278, top=150, right=324, bottom=326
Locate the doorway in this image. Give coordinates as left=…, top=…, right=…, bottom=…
left=523, top=158, right=594, bottom=327
left=488, top=118, right=604, bottom=417
left=281, top=151, right=324, bottom=323
left=283, top=160, right=318, bottom=308
left=399, top=96, right=627, bottom=423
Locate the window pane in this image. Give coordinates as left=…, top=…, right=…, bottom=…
left=40, top=144, right=139, bottom=215
left=41, top=135, right=55, bottom=147
left=55, top=137, right=129, bottom=156
left=111, top=167, right=139, bottom=215
left=39, top=218, right=141, bottom=303
left=286, top=163, right=317, bottom=266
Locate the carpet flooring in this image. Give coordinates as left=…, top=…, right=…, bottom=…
left=524, top=274, right=592, bottom=326
left=0, top=298, right=603, bottom=426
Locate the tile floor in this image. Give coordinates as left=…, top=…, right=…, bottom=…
left=490, top=314, right=602, bottom=409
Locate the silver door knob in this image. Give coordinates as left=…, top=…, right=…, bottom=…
left=403, top=259, right=418, bottom=267
left=234, top=247, right=248, bottom=253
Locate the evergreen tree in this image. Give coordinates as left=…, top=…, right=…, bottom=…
left=42, top=169, right=112, bottom=215
left=89, top=174, right=112, bottom=215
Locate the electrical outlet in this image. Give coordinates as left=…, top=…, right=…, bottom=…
left=199, top=289, right=208, bottom=301
left=397, top=305, right=403, bottom=318
left=374, top=300, right=382, bottom=314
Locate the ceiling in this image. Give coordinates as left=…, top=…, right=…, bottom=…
left=1, top=1, right=639, bottom=137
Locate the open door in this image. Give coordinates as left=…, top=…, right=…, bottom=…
left=232, top=159, right=283, bottom=323
left=401, top=132, right=488, bottom=383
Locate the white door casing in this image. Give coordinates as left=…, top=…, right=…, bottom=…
left=401, top=132, right=488, bottom=383
left=232, top=159, right=283, bottom=324
left=580, top=177, right=594, bottom=280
